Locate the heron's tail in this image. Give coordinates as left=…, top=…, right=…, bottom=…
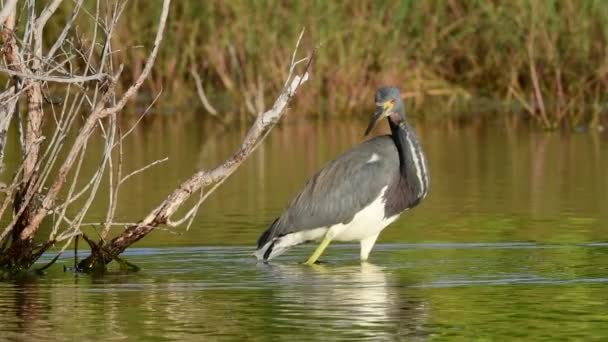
left=255, top=218, right=290, bottom=262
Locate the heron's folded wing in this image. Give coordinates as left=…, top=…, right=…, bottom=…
left=273, top=137, right=398, bottom=236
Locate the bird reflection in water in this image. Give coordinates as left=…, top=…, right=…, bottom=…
left=259, top=262, right=430, bottom=340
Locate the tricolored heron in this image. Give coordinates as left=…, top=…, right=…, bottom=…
left=255, top=87, right=429, bottom=265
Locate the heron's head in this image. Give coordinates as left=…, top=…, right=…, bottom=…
left=365, top=87, right=405, bottom=135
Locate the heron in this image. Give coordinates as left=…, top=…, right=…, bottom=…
left=255, top=87, right=429, bottom=265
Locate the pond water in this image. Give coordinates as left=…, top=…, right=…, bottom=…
left=1, top=115, right=607, bottom=340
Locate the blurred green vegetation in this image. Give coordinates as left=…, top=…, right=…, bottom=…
left=40, top=1, right=608, bottom=128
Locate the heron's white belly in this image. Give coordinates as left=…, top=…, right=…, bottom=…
left=331, top=186, right=399, bottom=242
left=268, top=186, right=399, bottom=257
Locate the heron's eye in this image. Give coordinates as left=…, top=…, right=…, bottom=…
left=389, top=99, right=396, bottom=105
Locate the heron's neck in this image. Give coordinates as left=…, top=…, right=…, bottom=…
left=389, top=118, right=429, bottom=200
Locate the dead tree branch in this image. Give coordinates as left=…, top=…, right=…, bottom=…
left=0, top=87, right=17, bottom=173
left=0, top=67, right=110, bottom=83
left=0, top=0, right=18, bottom=25
left=17, top=0, right=171, bottom=243
left=0, top=0, right=172, bottom=274
left=78, top=30, right=312, bottom=270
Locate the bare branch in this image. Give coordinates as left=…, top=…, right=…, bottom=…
left=0, top=66, right=110, bottom=83
left=120, top=157, right=168, bottom=185
left=0, top=0, right=17, bottom=25
left=0, top=161, right=28, bottom=243
left=0, top=86, right=17, bottom=173
left=284, top=28, right=306, bottom=88
left=46, top=0, right=84, bottom=60
left=84, top=29, right=312, bottom=263
left=36, top=0, right=64, bottom=29
left=67, top=118, right=115, bottom=235
left=102, top=124, right=122, bottom=239
left=31, top=0, right=64, bottom=72
left=17, top=0, right=172, bottom=242
left=49, top=140, right=88, bottom=241
left=118, top=89, right=163, bottom=143
left=1, top=3, right=27, bottom=75
left=102, top=0, right=171, bottom=116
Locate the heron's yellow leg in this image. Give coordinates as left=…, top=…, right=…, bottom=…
left=304, top=234, right=333, bottom=265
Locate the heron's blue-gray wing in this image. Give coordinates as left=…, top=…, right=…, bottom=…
left=271, top=136, right=398, bottom=237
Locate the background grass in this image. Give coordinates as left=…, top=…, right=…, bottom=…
left=42, top=0, right=608, bottom=128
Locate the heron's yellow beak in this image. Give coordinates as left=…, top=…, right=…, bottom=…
left=382, top=101, right=394, bottom=112
left=364, top=101, right=393, bottom=136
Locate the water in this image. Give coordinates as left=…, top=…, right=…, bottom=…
left=1, top=116, right=607, bottom=340
left=3, top=244, right=608, bottom=340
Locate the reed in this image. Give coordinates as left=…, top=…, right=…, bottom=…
left=48, top=0, right=608, bottom=128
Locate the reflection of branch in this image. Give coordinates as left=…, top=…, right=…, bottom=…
left=190, top=66, right=219, bottom=117
left=79, top=28, right=312, bottom=268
